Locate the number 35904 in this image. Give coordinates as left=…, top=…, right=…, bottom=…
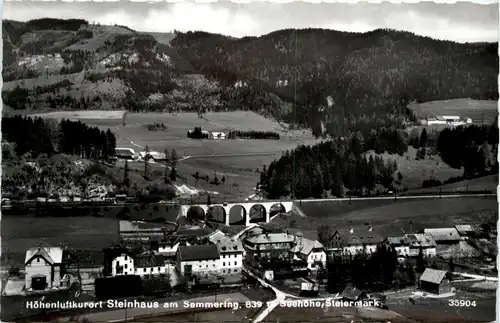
left=449, top=300, right=476, bottom=307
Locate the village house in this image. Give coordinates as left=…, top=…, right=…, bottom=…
left=290, top=234, right=327, bottom=271
left=405, top=233, right=437, bottom=257
left=385, top=236, right=411, bottom=257
left=242, top=232, right=296, bottom=261
left=133, top=253, right=169, bottom=277
left=419, top=268, right=452, bottom=295
left=210, top=132, right=227, bottom=140
left=340, top=284, right=368, bottom=302
left=106, top=245, right=172, bottom=278
left=454, top=225, right=478, bottom=239
left=424, top=228, right=462, bottom=245
left=214, top=237, right=245, bottom=281
left=327, top=227, right=383, bottom=256
left=155, top=236, right=193, bottom=261
left=208, top=232, right=245, bottom=275
left=114, top=147, right=136, bottom=160
left=176, top=244, right=221, bottom=276
left=25, top=246, right=64, bottom=291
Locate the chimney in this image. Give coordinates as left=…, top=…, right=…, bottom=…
left=349, top=228, right=354, bottom=234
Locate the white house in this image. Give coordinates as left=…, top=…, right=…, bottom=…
left=385, top=236, right=411, bottom=257
left=242, top=232, right=296, bottom=260
left=111, top=252, right=170, bottom=277
left=176, top=244, right=221, bottom=276
left=157, top=238, right=192, bottom=258
left=405, top=233, right=437, bottom=257
left=25, top=246, right=64, bottom=291
left=133, top=254, right=169, bottom=276
left=291, top=235, right=327, bottom=271
left=111, top=253, right=135, bottom=276
left=215, top=237, right=245, bottom=275
left=211, top=132, right=227, bottom=140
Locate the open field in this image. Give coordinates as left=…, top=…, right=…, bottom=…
left=30, top=110, right=126, bottom=120
left=408, top=174, right=498, bottom=194
left=409, top=99, right=498, bottom=123
left=32, top=111, right=319, bottom=199
left=366, top=147, right=463, bottom=189
left=280, top=196, right=497, bottom=240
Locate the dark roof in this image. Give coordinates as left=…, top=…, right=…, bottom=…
left=135, top=254, right=165, bottom=268
left=176, top=227, right=214, bottom=237
left=115, top=149, right=134, bottom=157
left=332, top=228, right=384, bottom=246
left=178, top=244, right=220, bottom=261
left=341, top=285, right=365, bottom=301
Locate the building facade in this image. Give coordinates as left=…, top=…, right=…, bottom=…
left=327, top=228, right=383, bottom=256
left=419, top=268, right=452, bottom=295
left=176, top=244, right=221, bottom=276
left=406, top=233, right=437, bottom=257
left=243, top=233, right=296, bottom=260
left=291, top=237, right=327, bottom=270
left=25, top=247, right=64, bottom=291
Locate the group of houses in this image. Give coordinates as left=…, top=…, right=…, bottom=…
left=420, top=115, right=473, bottom=126
left=113, top=147, right=166, bottom=162
left=22, top=220, right=494, bottom=295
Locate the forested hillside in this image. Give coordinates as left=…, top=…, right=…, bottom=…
left=3, top=19, right=498, bottom=139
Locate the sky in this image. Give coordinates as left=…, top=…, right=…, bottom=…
left=2, top=1, right=499, bottom=43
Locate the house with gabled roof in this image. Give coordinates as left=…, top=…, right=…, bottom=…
left=176, top=244, right=221, bottom=276
left=290, top=234, right=326, bottom=271
left=419, top=268, right=452, bottom=295
left=25, top=246, right=64, bottom=291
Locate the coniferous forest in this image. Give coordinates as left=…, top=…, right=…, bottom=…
left=2, top=116, right=117, bottom=160
left=260, top=119, right=499, bottom=199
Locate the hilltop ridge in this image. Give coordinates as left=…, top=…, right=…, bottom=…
left=2, top=18, right=498, bottom=137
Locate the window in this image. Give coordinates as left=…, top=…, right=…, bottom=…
left=222, top=269, right=226, bottom=274
left=223, top=262, right=225, bottom=266
left=124, top=264, right=127, bottom=269
left=124, top=255, right=128, bottom=261
left=234, top=261, right=237, bottom=265
left=206, top=265, right=208, bottom=268
left=37, top=258, right=40, bottom=263
left=234, top=268, right=238, bottom=273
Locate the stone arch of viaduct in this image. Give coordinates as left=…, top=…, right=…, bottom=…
left=178, top=201, right=294, bottom=226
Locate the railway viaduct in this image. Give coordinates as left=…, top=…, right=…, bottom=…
left=177, top=201, right=295, bottom=226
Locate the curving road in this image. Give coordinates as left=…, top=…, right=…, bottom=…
left=295, top=192, right=495, bottom=203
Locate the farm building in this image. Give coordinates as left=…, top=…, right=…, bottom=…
left=424, top=228, right=461, bottom=245
left=25, top=246, right=64, bottom=291
left=419, top=268, right=452, bottom=295
left=119, top=220, right=170, bottom=241
left=176, top=244, right=221, bottom=276
left=420, top=116, right=472, bottom=126
left=340, top=284, right=367, bottom=302
left=114, top=147, right=136, bottom=160
left=406, top=233, right=437, bottom=257
left=454, top=224, right=478, bottom=238
left=210, top=132, right=227, bottom=140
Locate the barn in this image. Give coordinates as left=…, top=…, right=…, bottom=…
left=419, top=268, right=452, bottom=295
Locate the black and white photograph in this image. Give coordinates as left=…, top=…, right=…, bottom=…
left=1, top=1, right=498, bottom=322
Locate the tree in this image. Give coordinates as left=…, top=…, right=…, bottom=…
left=419, top=128, right=428, bottom=147
left=207, top=194, right=212, bottom=205
left=169, top=149, right=178, bottom=181
left=163, top=148, right=170, bottom=183
left=123, top=159, right=130, bottom=188
left=144, top=145, right=151, bottom=179
left=317, top=224, right=334, bottom=247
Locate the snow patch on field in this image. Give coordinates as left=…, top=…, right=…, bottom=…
left=174, top=184, right=219, bottom=197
